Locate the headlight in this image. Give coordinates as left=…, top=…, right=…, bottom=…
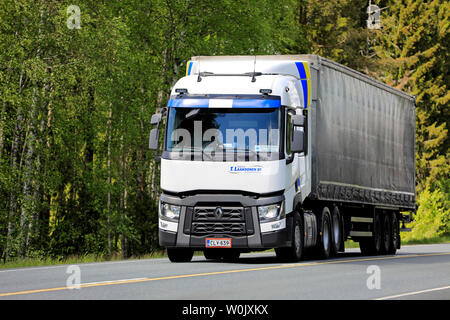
left=160, top=202, right=181, bottom=220
left=258, top=202, right=285, bottom=222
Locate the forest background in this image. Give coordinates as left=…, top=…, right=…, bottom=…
left=0, top=0, right=448, bottom=264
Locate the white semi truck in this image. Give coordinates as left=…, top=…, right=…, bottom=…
left=149, top=55, right=415, bottom=262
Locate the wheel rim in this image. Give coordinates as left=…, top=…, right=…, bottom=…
left=333, top=214, right=340, bottom=245
left=323, top=220, right=330, bottom=251
left=294, top=224, right=301, bottom=253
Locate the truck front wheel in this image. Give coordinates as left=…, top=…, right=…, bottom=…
left=275, top=212, right=304, bottom=262
left=167, top=248, right=194, bottom=262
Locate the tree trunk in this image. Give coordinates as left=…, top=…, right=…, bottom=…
left=107, top=104, right=113, bottom=257
left=120, top=113, right=129, bottom=259
left=3, top=71, right=25, bottom=262
left=20, top=84, right=39, bottom=258
left=0, top=101, right=6, bottom=158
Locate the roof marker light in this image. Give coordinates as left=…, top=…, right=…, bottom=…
left=260, top=89, right=272, bottom=95
left=175, top=88, right=188, bottom=94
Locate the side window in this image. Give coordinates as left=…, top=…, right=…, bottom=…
left=286, top=110, right=293, bottom=155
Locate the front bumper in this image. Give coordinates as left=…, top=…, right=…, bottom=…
left=158, top=192, right=292, bottom=249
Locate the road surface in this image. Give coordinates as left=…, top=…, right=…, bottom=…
left=0, top=243, right=449, bottom=300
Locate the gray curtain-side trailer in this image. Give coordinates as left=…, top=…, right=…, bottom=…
left=299, top=55, right=415, bottom=256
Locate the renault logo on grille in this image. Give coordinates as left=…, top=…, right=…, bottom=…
left=214, top=207, right=223, bottom=219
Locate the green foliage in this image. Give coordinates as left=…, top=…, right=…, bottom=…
left=374, top=0, right=449, bottom=193
left=0, top=0, right=309, bottom=261
left=403, top=179, right=450, bottom=241
left=372, top=0, right=449, bottom=241
left=0, top=0, right=447, bottom=263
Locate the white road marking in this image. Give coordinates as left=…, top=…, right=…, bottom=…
left=375, top=285, right=450, bottom=300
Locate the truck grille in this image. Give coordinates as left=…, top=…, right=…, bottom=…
left=191, top=222, right=246, bottom=236
left=187, top=206, right=252, bottom=236
left=193, top=206, right=244, bottom=221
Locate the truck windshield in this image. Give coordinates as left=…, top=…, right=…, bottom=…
left=165, top=107, right=281, bottom=161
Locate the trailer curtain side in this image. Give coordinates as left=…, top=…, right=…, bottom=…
left=309, top=58, right=415, bottom=210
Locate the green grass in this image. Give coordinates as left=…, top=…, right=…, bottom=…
left=401, top=233, right=450, bottom=245
left=344, top=234, right=450, bottom=250
left=0, top=248, right=212, bottom=270
left=0, top=251, right=169, bottom=270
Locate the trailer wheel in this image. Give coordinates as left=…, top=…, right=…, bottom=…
left=331, top=207, right=341, bottom=256
left=381, top=214, right=391, bottom=254
left=275, top=212, right=304, bottom=262
left=315, top=207, right=332, bottom=259
left=167, top=248, right=194, bottom=262
left=388, top=213, right=399, bottom=254
left=359, top=213, right=382, bottom=256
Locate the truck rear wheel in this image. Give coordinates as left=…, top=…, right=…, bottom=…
left=275, top=212, right=304, bottom=262
left=331, top=207, right=341, bottom=256
left=315, top=207, right=332, bottom=259
left=167, top=248, right=194, bottom=262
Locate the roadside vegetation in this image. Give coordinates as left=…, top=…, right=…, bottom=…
left=0, top=1, right=448, bottom=266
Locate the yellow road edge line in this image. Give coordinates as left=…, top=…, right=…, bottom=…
left=1, top=252, right=450, bottom=297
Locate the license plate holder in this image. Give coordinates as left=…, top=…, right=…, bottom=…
left=205, top=238, right=232, bottom=248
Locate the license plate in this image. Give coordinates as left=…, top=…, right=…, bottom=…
left=205, top=238, right=232, bottom=248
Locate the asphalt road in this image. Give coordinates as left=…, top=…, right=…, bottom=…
left=0, top=243, right=449, bottom=300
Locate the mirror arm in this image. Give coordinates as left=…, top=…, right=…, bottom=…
left=155, top=121, right=161, bottom=162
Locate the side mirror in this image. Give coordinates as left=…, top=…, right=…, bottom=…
left=291, top=127, right=305, bottom=153
left=290, top=113, right=307, bottom=154
left=149, top=112, right=163, bottom=161
left=151, top=113, right=162, bottom=125
left=149, top=128, right=159, bottom=150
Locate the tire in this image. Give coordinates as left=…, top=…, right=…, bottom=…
left=330, top=207, right=341, bottom=256
left=203, top=249, right=223, bottom=260
left=380, top=214, right=391, bottom=254
left=275, top=212, right=304, bottom=262
left=388, top=213, right=399, bottom=254
left=316, top=207, right=332, bottom=260
left=359, top=213, right=382, bottom=256
left=167, top=248, right=194, bottom=262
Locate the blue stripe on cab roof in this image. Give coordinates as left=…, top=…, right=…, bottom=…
left=167, top=99, right=280, bottom=108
